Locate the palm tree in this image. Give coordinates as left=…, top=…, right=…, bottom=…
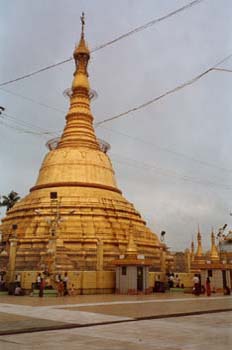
left=0, top=191, right=20, bottom=211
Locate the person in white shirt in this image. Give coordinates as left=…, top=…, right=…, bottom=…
left=36, top=273, right=42, bottom=288
left=14, top=284, right=23, bottom=296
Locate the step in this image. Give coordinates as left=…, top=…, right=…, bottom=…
left=33, top=289, right=58, bottom=297
left=0, top=291, right=8, bottom=295
left=169, top=288, right=185, bottom=293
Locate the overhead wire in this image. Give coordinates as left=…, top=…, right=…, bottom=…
left=0, top=120, right=61, bottom=136
left=95, top=53, right=232, bottom=126
left=2, top=112, right=51, bottom=132
left=0, top=0, right=231, bottom=172
left=91, top=0, right=204, bottom=53
left=213, top=67, right=232, bottom=73
left=0, top=112, right=58, bottom=136
left=0, top=119, right=48, bottom=136
left=111, top=153, right=232, bottom=191
left=0, top=88, right=65, bottom=115
left=100, top=126, right=232, bottom=174
left=2, top=73, right=232, bottom=188
left=2, top=111, right=231, bottom=191
left=0, top=58, right=72, bottom=88
left=2, top=57, right=231, bottom=137
left=0, top=0, right=204, bottom=87
left=1, top=1, right=231, bottom=231
left=3, top=104, right=232, bottom=180
left=0, top=121, right=57, bottom=136
left=2, top=54, right=232, bottom=145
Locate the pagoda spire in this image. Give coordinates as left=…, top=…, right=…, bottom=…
left=195, top=225, right=203, bottom=257
left=126, top=223, right=138, bottom=258
left=191, top=240, right=194, bottom=254
left=210, top=228, right=219, bottom=261
left=190, top=239, right=195, bottom=261
left=58, top=13, right=100, bottom=150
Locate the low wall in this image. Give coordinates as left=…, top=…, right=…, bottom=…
left=10, top=270, right=197, bottom=294
left=15, top=270, right=116, bottom=294
left=149, top=272, right=194, bottom=289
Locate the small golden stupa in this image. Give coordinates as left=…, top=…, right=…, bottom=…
left=0, top=14, right=170, bottom=292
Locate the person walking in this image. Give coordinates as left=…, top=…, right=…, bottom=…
left=205, top=277, right=211, bottom=296
left=168, top=273, right=174, bottom=288
left=39, top=278, right=46, bottom=297
left=57, top=279, right=64, bottom=297
left=63, top=272, right=69, bottom=296
left=36, top=273, right=42, bottom=289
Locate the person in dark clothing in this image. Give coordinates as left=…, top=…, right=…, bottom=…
left=224, top=286, right=231, bottom=295
left=39, top=278, right=46, bottom=297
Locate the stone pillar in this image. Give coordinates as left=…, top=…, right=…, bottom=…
left=185, top=249, right=191, bottom=273
left=8, top=238, right=18, bottom=283
left=96, top=239, right=103, bottom=271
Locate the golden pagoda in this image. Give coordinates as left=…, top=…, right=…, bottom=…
left=194, top=226, right=204, bottom=260
left=165, top=222, right=232, bottom=291
left=0, top=14, right=169, bottom=293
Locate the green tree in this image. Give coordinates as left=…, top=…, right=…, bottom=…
left=0, top=191, right=20, bottom=211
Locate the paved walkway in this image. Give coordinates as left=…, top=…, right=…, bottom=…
left=0, top=293, right=231, bottom=335
left=0, top=300, right=231, bottom=349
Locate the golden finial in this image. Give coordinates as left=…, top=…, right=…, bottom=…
left=74, top=12, right=90, bottom=59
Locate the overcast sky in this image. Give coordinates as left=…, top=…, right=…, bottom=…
left=1, top=0, right=232, bottom=251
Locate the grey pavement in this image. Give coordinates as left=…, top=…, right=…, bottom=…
left=0, top=293, right=231, bottom=349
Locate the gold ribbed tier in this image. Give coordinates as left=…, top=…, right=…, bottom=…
left=1, top=185, right=161, bottom=271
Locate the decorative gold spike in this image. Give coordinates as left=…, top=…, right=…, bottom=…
left=210, top=228, right=219, bottom=260
left=195, top=225, right=203, bottom=257
left=191, top=240, right=194, bottom=254
left=126, top=223, right=138, bottom=256
left=58, top=14, right=98, bottom=150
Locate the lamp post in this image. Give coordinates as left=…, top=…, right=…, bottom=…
left=35, top=193, right=61, bottom=275
left=0, top=106, right=5, bottom=114
left=35, top=192, right=75, bottom=275
left=160, top=231, right=166, bottom=242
